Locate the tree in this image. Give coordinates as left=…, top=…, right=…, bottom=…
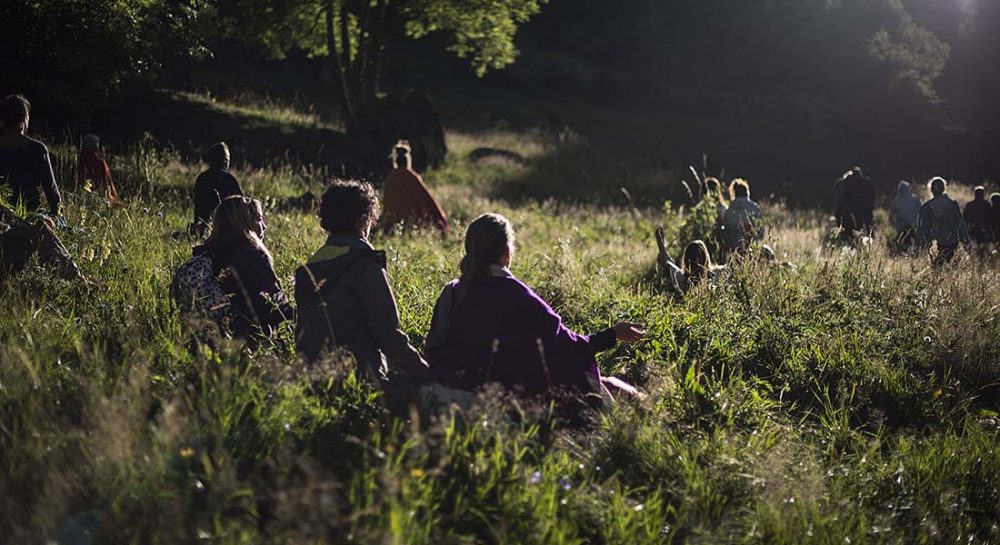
left=211, top=0, right=545, bottom=133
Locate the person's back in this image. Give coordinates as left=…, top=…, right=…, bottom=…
left=722, top=179, right=763, bottom=253
left=992, top=193, right=1000, bottom=242
left=890, top=181, right=921, bottom=232
left=295, top=181, right=428, bottom=383
left=381, top=142, right=449, bottom=232
left=192, top=142, right=242, bottom=236
left=918, top=178, right=969, bottom=265
left=194, top=196, right=289, bottom=340
left=0, top=95, right=61, bottom=215
left=77, top=134, right=118, bottom=202
left=963, top=187, right=993, bottom=243
left=843, top=168, right=876, bottom=230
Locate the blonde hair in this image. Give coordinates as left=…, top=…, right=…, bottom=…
left=206, top=196, right=270, bottom=260
left=729, top=178, right=751, bottom=200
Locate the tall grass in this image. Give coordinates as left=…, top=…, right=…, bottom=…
left=1, top=125, right=998, bottom=544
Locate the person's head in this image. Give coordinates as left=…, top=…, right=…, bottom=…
left=207, top=142, right=231, bottom=170
left=992, top=193, right=1000, bottom=208
left=681, top=240, right=712, bottom=283
left=206, top=195, right=267, bottom=251
left=460, top=213, right=515, bottom=280
left=82, top=134, right=100, bottom=151
left=729, top=178, right=751, bottom=200
left=391, top=140, right=412, bottom=170
left=974, top=186, right=986, bottom=200
left=318, top=180, right=380, bottom=237
left=897, top=180, right=911, bottom=196
left=928, top=176, right=947, bottom=197
left=0, top=95, right=30, bottom=135
left=705, top=177, right=722, bottom=199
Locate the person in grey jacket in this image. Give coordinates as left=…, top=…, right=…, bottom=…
left=889, top=181, right=922, bottom=251
left=917, top=177, right=970, bottom=266
left=722, top=178, right=764, bottom=255
left=294, top=180, right=429, bottom=383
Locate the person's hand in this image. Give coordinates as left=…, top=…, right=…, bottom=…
left=612, top=322, right=645, bottom=343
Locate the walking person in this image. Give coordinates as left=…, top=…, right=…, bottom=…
left=917, top=177, right=970, bottom=266
left=889, top=181, right=922, bottom=252
left=963, top=186, right=993, bottom=249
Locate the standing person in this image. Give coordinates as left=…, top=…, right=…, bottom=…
left=295, top=180, right=429, bottom=385
left=889, top=181, right=922, bottom=251
left=76, top=134, right=118, bottom=202
left=722, top=178, right=764, bottom=255
left=963, top=186, right=993, bottom=247
left=424, top=213, right=644, bottom=403
left=917, top=177, right=970, bottom=266
left=190, top=142, right=242, bottom=238
left=0, top=95, right=61, bottom=216
left=380, top=140, right=449, bottom=232
left=193, top=196, right=290, bottom=342
left=655, top=227, right=728, bottom=295
left=842, top=166, right=876, bottom=234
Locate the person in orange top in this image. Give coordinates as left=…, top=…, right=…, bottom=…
left=77, top=134, right=118, bottom=202
left=380, top=141, right=449, bottom=232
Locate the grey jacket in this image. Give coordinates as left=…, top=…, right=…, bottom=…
left=294, top=236, right=428, bottom=382
left=917, top=194, right=970, bottom=247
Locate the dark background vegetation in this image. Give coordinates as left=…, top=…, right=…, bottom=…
left=2, top=0, right=998, bottom=204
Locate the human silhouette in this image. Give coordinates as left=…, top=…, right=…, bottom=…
left=917, top=177, right=970, bottom=265
left=963, top=186, right=993, bottom=246
left=380, top=141, right=449, bottom=232
left=191, top=142, right=243, bottom=238
left=76, top=134, right=118, bottom=202
left=889, top=181, right=921, bottom=251
left=0, top=95, right=61, bottom=216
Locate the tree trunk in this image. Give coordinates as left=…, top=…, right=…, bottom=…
left=327, top=0, right=358, bottom=133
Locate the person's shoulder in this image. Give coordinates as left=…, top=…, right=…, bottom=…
left=25, top=138, right=49, bottom=155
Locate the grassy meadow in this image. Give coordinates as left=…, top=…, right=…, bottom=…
left=2, top=94, right=1000, bottom=544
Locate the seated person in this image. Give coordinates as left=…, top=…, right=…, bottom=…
left=380, top=140, right=449, bottom=232
left=0, top=94, right=61, bottom=216
left=656, top=226, right=728, bottom=294
left=1, top=203, right=80, bottom=280
left=721, top=178, right=764, bottom=255
left=191, top=142, right=243, bottom=238
left=193, top=196, right=290, bottom=341
left=76, top=134, right=118, bottom=202
left=295, top=181, right=429, bottom=384
left=424, top=213, right=644, bottom=403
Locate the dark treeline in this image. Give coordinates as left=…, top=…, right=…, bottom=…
left=1, top=0, right=997, bottom=196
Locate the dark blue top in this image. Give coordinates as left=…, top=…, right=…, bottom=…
left=193, top=168, right=243, bottom=228
left=0, top=139, right=61, bottom=215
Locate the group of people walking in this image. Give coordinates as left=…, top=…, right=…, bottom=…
left=838, top=166, right=1000, bottom=265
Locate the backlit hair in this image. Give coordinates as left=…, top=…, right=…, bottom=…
left=681, top=240, right=712, bottom=285
left=391, top=140, right=412, bottom=170
left=205, top=196, right=270, bottom=261
left=460, top=213, right=515, bottom=280
left=928, top=177, right=946, bottom=196
left=729, top=178, right=750, bottom=200
left=319, top=180, right=380, bottom=234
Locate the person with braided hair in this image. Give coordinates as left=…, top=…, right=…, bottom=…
left=424, top=213, right=644, bottom=403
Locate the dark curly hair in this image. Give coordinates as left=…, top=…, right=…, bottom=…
left=0, top=95, right=30, bottom=134
left=319, top=180, right=381, bottom=234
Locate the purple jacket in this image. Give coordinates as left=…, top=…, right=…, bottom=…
left=425, top=269, right=615, bottom=396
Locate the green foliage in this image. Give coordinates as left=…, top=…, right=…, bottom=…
left=403, top=0, right=545, bottom=76
left=867, top=0, right=950, bottom=103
